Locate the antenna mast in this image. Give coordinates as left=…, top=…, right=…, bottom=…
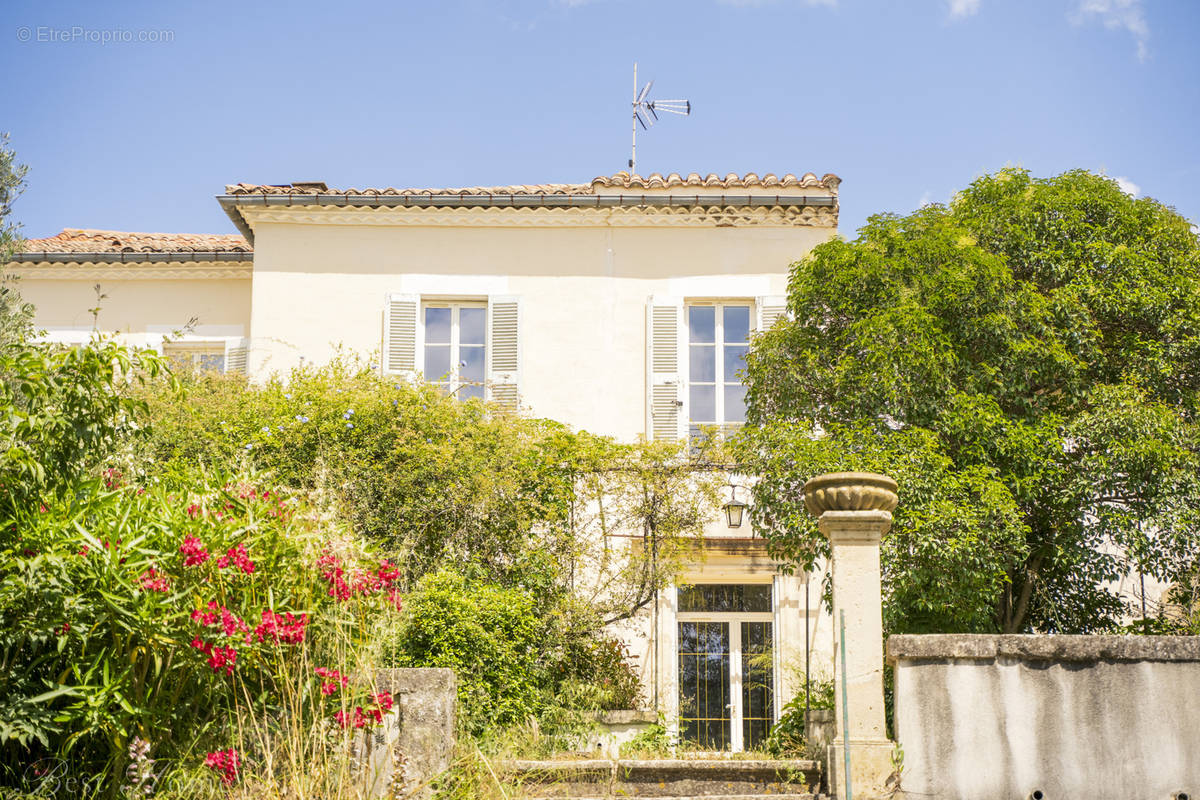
left=629, top=62, right=690, bottom=174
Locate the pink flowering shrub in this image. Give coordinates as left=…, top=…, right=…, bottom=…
left=1, top=469, right=404, bottom=792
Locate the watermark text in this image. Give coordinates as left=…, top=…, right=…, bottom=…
left=16, top=26, right=175, bottom=44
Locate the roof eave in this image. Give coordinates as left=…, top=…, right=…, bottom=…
left=9, top=251, right=253, bottom=265
left=219, top=192, right=839, bottom=243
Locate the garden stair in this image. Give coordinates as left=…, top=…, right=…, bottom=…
left=504, top=758, right=822, bottom=799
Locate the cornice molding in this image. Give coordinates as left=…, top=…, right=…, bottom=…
left=6, top=263, right=253, bottom=280
left=239, top=204, right=837, bottom=230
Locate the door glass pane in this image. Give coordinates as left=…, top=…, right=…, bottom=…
left=459, top=307, right=486, bottom=345
left=424, top=345, right=451, bottom=382
left=723, top=305, right=750, bottom=344
left=741, top=621, right=774, bottom=751
left=690, top=344, right=715, bottom=382
left=424, top=307, right=451, bottom=343
left=678, top=621, right=730, bottom=750
left=689, top=306, right=715, bottom=343
left=689, top=384, right=715, bottom=423
left=678, top=584, right=772, bottom=613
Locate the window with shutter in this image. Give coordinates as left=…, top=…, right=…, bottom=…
left=487, top=296, right=521, bottom=411
left=646, top=296, right=684, bottom=440
left=382, top=293, right=419, bottom=378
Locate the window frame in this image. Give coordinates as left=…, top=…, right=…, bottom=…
left=419, top=300, right=488, bottom=400
left=685, top=301, right=753, bottom=435
left=162, top=340, right=228, bottom=374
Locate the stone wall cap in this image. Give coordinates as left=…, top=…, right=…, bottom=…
left=887, top=633, right=1200, bottom=663
left=590, top=710, right=658, bottom=725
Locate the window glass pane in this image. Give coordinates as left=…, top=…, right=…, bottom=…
left=424, top=345, right=451, bottom=381
left=459, top=307, right=486, bottom=345
left=689, top=306, right=715, bottom=343
left=724, top=384, right=746, bottom=423
left=689, top=384, right=715, bottom=423
left=460, top=344, right=485, bottom=383
left=424, top=307, right=451, bottom=343
left=199, top=353, right=226, bottom=372
left=690, top=344, right=715, bottom=382
left=724, top=305, right=750, bottom=343
left=459, top=384, right=485, bottom=401
left=678, top=584, right=772, bottom=613
left=724, top=344, right=747, bottom=383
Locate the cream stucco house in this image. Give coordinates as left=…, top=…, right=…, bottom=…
left=9, top=171, right=841, bottom=751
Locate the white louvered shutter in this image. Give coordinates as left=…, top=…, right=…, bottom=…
left=487, top=296, right=521, bottom=412
left=225, top=338, right=248, bottom=375
left=646, top=296, right=684, bottom=440
left=756, top=295, right=790, bottom=332
left=382, top=293, right=420, bottom=378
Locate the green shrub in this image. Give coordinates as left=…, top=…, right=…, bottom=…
left=391, top=571, right=547, bottom=735
left=764, top=677, right=835, bottom=757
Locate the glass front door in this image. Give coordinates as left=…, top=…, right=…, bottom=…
left=677, top=584, right=775, bottom=751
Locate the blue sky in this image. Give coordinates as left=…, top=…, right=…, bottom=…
left=4, top=0, right=1198, bottom=239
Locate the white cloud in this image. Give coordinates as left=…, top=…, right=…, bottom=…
left=947, top=0, right=981, bottom=19
left=1114, top=176, right=1140, bottom=196
left=1073, top=0, right=1150, bottom=61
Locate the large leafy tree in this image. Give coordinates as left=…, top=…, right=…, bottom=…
left=740, top=168, right=1200, bottom=634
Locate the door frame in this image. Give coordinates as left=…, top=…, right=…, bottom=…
left=674, top=581, right=776, bottom=752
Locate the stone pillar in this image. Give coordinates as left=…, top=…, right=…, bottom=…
left=804, top=472, right=898, bottom=799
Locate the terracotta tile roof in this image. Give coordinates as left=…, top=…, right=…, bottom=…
left=21, top=228, right=251, bottom=254
left=224, top=171, right=840, bottom=197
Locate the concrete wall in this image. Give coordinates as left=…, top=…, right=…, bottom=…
left=359, top=668, right=457, bottom=799
left=889, top=634, right=1200, bottom=800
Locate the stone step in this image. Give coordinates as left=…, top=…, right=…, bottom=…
left=504, top=758, right=821, bottom=798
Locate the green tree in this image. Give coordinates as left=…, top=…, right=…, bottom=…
left=740, top=168, right=1200, bottom=634
left=0, top=133, right=33, bottom=346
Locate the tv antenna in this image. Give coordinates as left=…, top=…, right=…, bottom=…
left=629, top=62, right=690, bottom=174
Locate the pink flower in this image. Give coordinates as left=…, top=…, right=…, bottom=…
left=204, top=749, right=240, bottom=785
left=192, top=637, right=237, bottom=676
left=180, top=536, right=209, bottom=567
left=102, top=468, right=123, bottom=490
left=186, top=503, right=201, bottom=519
left=334, top=707, right=373, bottom=729
left=315, top=667, right=349, bottom=695
left=254, top=610, right=307, bottom=644
left=217, top=543, right=254, bottom=575
left=138, top=568, right=170, bottom=593
left=374, top=692, right=394, bottom=713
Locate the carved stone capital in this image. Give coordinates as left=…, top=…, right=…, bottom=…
left=802, top=471, right=898, bottom=518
